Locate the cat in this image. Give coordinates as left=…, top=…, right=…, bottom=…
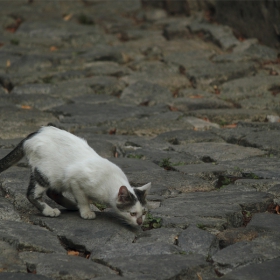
left=0, top=125, right=151, bottom=226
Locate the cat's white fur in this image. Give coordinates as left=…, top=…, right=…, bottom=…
left=23, top=126, right=151, bottom=226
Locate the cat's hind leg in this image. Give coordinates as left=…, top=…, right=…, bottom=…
left=46, top=190, right=78, bottom=211
left=27, top=169, right=61, bottom=217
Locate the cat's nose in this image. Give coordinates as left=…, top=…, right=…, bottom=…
left=137, top=217, right=142, bottom=225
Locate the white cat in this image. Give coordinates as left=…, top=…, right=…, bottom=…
left=0, top=125, right=151, bottom=226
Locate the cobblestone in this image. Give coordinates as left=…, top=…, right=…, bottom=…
left=0, top=0, right=279, bottom=279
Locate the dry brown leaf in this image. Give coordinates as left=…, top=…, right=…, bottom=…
left=67, top=250, right=79, bottom=256
left=223, top=123, right=237, bottom=128
left=109, top=128, right=116, bottom=135
left=197, top=272, right=203, bottom=280
left=21, top=105, right=32, bottom=110
left=189, top=95, right=203, bottom=99
left=202, top=117, right=210, bottom=122
left=169, top=106, right=178, bottom=112
left=276, top=205, right=280, bottom=214
left=50, top=46, right=58, bottom=52
left=6, top=59, right=11, bottom=67
left=63, top=13, right=73, bottom=21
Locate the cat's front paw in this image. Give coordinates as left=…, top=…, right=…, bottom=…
left=80, top=211, right=96, bottom=220
left=42, top=207, right=61, bottom=217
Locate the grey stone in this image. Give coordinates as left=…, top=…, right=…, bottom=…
left=213, top=43, right=278, bottom=63
left=121, top=70, right=191, bottom=92
left=189, top=108, right=270, bottom=125
left=120, top=80, right=172, bottom=106
left=220, top=258, right=280, bottom=280
left=216, top=227, right=259, bottom=249
left=92, top=242, right=180, bottom=260
left=247, top=212, right=280, bottom=233
left=153, top=191, right=273, bottom=230
left=110, top=112, right=194, bottom=137
left=188, top=21, right=240, bottom=50
left=178, top=225, right=219, bottom=257
left=97, top=254, right=214, bottom=279
left=135, top=227, right=182, bottom=245
left=212, top=234, right=280, bottom=275
left=212, top=126, right=280, bottom=155
left=175, top=142, right=265, bottom=163
left=234, top=179, right=280, bottom=192
left=220, top=75, right=280, bottom=102
left=0, top=240, right=26, bottom=273
left=19, top=252, right=116, bottom=279
left=0, top=106, right=57, bottom=139
left=11, top=83, right=55, bottom=95
left=0, top=273, right=52, bottom=280
left=0, top=219, right=65, bottom=253
left=169, top=97, right=234, bottom=111
left=0, top=197, right=21, bottom=221
left=30, top=211, right=136, bottom=253
left=153, top=129, right=224, bottom=144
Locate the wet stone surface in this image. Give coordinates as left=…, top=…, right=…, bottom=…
left=0, top=0, right=280, bottom=279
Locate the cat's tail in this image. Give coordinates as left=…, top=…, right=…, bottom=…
left=0, top=131, right=38, bottom=173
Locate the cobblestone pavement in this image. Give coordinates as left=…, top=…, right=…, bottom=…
left=0, top=1, right=280, bottom=279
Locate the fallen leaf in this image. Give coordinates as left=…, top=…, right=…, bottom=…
left=21, top=105, right=32, bottom=110
left=50, top=46, right=58, bottom=52
left=189, top=95, right=203, bottom=99
left=169, top=106, right=178, bottom=112
left=109, top=128, right=116, bottom=135
left=85, top=254, right=91, bottom=259
left=223, top=123, right=237, bottom=128
left=67, top=250, right=79, bottom=256
left=197, top=272, right=203, bottom=280
left=276, top=205, right=280, bottom=214
left=6, top=59, right=11, bottom=67
left=202, top=117, right=210, bottom=122
left=63, top=13, right=73, bottom=21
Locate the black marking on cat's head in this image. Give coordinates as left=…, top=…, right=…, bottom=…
left=134, top=189, right=147, bottom=206
left=116, top=186, right=137, bottom=211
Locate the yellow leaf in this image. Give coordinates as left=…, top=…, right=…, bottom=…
left=50, top=46, right=58, bottom=52
left=21, top=105, right=32, bottom=110
left=63, top=14, right=73, bottom=21
left=67, top=250, right=79, bottom=256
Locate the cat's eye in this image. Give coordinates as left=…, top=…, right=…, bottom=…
left=142, top=210, right=147, bottom=215
left=130, top=212, right=137, bottom=216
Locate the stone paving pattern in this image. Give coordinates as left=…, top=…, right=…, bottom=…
left=0, top=1, right=280, bottom=279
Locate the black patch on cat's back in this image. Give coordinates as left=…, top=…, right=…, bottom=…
left=134, top=189, right=147, bottom=205
left=34, top=168, right=50, bottom=188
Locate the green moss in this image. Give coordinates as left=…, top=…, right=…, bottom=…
left=142, top=213, right=162, bottom=230
left=127, top=154, right=143, bottom=159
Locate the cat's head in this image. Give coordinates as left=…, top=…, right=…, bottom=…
left=115, top=182, right=151, bottom=227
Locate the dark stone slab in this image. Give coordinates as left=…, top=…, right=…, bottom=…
left=0, top=197, right=21, bottom=221
left=175, top=142, right=265, bottom=163
left=0, top=241, right=26, bottom=273
left=153, top=191, right=273, bottom=230
left=19, top=252, right=116, bottom=279
left=30, top=211, right=136, bottom=253
left=247, top=212, right=280, bottom=233
left=120, top=80, right=172, bottom=106
left=220, top=258, right=280, bottom=280
left=0, top=219, right=65, bottom=253
left=97, top=254, right=215, bottom=279
left=153, top=129, right=224, bottom=144
left=0, top=273, right=52, bottom=280
left=178, top=225, right=219, bottom=257
left=220, top=75, right=280, bottom=102
left=212, top=233, right=280, bottom=275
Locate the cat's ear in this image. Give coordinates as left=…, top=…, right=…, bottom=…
left=118, top=186, right=131, bottom=203
left=136, top=182, right=151, bottom=195
left=134, top=183, right=151, bottom=205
